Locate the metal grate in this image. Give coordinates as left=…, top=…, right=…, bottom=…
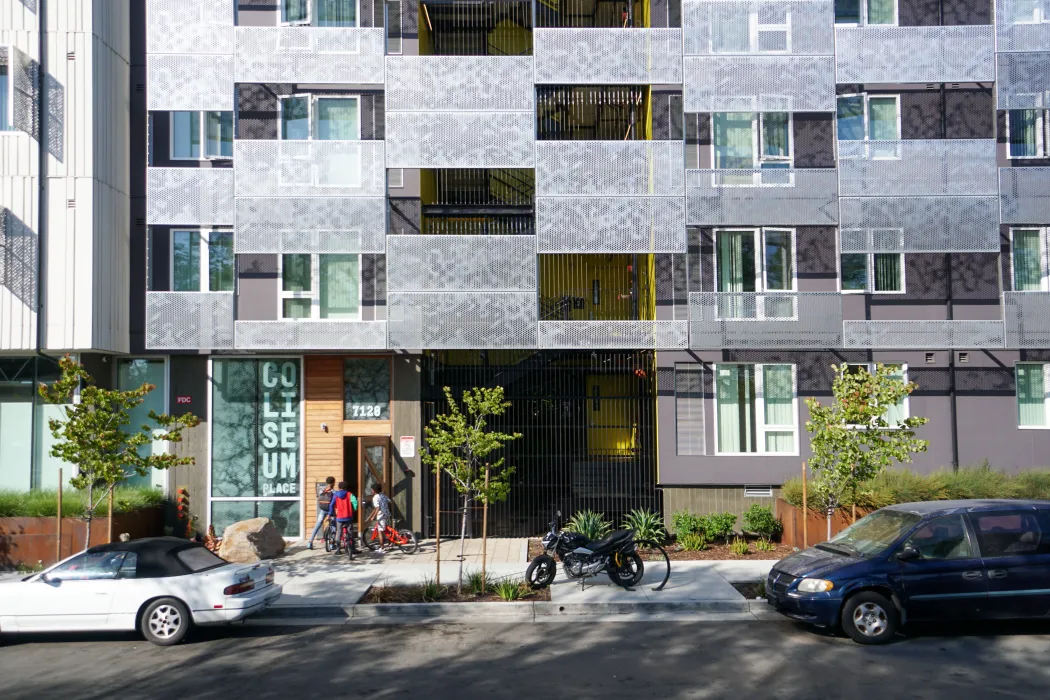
left=388, top=292, right=539, bottom=348
left=386, top=235, right=537, bottom=292
left=234, top=27, right=386, bottom=84
left=536, top=141, right=684, bottom=196
left=234, top=320, right=387, bottom=350
left=843, top=321, right=1005, bottom=349
left=385, top=56, right=533, bottom=111
left=674, top=364, right=706, bottom=456
left=995, top=0, right=1050, bottom=53
left=1000, top=167, right=1050, bottom=225
left=538, top=321, right=689, bottom=349
left=688, top=292, right=843, bottom=349
left=686, top=169, right=839, bottom=226
left=838, top=196, right=999, bottom=253
left=834, top=26, right=995, bottom=84
left=234, top=141, right=387, bottom=198
left=1004, top=292, right=1050, bottom=349
left=533, top=29, right=683, bottom=84
left=683, top=55, right=835, bottom=112
left=682, top=0, right=834, bottom=57
left=146, top=0, right=234, bottom=55
left=744, top=485, right=774, bottom=498
left=147, top=168, right=235, bottom=226
left=837, top=140, right=997, bottom=197
left=234, top=197, right=386, bottom=254
left=536, top=197, right=687, bottom=253
left=996, top=52, right=1050, bottom=109
left=10, top=47, right=38, bottom=139
left=145, top=292, right=234, bottom=350
left=146, top=54, right=234, bottom=111
left=385, top=112, right=535, bottom=168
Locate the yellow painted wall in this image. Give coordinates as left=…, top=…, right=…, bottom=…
left=489, top=19, right=532, bottom=55
left=586, top=374, right=639, bottom=456
left=539, top=254, right=656, bottom=321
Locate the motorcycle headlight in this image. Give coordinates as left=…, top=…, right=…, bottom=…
left=796, top=578, right=834, bottom=593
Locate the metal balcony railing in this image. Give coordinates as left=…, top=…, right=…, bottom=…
left=536, top=141, right=684, bottom=196
left=421, top=213, right=535, bottom=236
left=234, top=27, right=386, bottom=84
left=234, top=197, right=387, bottom=254
left=145, top=292, right=234, bottom=350
left=233, top=141, right=386, bottom=198
left=386, top=235, right=537, bottom=293
left=683, top=55, right=835, bottom=112
left=385, top=56, right=534, bottom=111
left=533, top=29, right=683, bottom=84
left=843, top=320, right=1005, bottom=349
left=835, top=26, right=995, bottom=84
left=995, top=0, right=1050, bottom=53
left=536, top=197, right=687, bottom=253
left=235, top=320, right=387, bottom=351
left=1004, top=292, right=1050, bottom=349
left=385, top=112, right=535, bottom=168
left=837, top=140, right=997, bottom=197
left=685, top=169, right=838, bottom=226
left=996, top=52, right=1050, bottom=109
left=838, top=197, right=1000, bottom=253
left=1000, top=167, right=1050, bottom=225
left=145, top=0, right=234, bottom=111
left=147, top=0, right=234, bottom=55
left=147, top=168, right=234, bottom=226
left=388, top=292, right=539, bottom=349
left=682, top=0, right=835, bottom=57
left=689, top=292, right=843, bottom=349
left=538, top=321, right=689, bottom=349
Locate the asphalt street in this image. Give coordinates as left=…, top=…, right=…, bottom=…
left=2, top=619, right=1049, bottom=699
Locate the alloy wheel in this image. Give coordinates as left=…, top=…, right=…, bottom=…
left=148, top=605, right=182, bottom=639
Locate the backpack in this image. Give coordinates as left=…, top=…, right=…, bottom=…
left=334, top=492, right=355, bottom=520
left=317, top=488, right=333, bottom=511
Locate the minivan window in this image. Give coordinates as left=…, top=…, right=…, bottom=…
left=970, top=512, right=1048, bottom=557
left=903, top=515, right=974, bottom=560
left=176, top=546, right=228, bottom=572
left=826, top=509, right=922, bottom=556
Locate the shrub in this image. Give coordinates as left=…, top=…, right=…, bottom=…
left=742, top=504, right=781, bottom=540
left=671, top=509, right=707, bottom=538
left=565, top=509, right=612, bottom=541
left=705, top=512, right=738, bottom=541
left=466, top=569, right=493, bottom=596
left=679, top=532, right=708, bottom=551
left=622, top=508, right=666, bottom=544
left=729, top=537, right=751, bottom=556
left=755, top=538, right=777, bottom=553
left=493, top=579, right=525, bottom=601
left=0, top=486, right=165, bottom=518
left=421, top=576, right=444, bottom=603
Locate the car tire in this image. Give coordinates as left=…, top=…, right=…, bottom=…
left=841, top=591, right=898, bottom=645
left=140, top=598, right=191, bottom=647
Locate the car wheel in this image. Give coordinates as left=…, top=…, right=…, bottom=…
left=141, top=598, right=191, bottom=647
left=841, top=591, right=898, bottom=645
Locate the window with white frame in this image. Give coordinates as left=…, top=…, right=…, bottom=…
left=281, top=0, right=359, bottom=26
left=170, top=112, right=233, bottom=160
left=834, top=0, right=897, bottom=25
left=715, top=228, right=796, bottom=319
left=171, top=230, right=234, bottom=292
left=1010, top=227, right=1049, bottom=291
left=280, top=253, right=361, bottom=320
left=713, top=112, right=792, bottom=186
left=1016, top=363, right=1050, bottom=428
left=710, top=4, right=792, bottom=54
left=837, top=94, right=900, bottom=158
left=280, top=96, right=361, bottom=142
left=1007, top=109, right=1049, bottom=159
left=840, top=251, right=904, bottom=293
left=1006, top=0, right=1050, bottom=24
left=715, top=364, right=797, bottom=454
left=843, top=363, right=909, bottom=428
left=0, top=58, right=10, bottom=132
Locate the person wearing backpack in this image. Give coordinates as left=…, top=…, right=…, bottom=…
left=327, top=481, right=359, bottom=557
left=307, top=476, right=336, bottom=550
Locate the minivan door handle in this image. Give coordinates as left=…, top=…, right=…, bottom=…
left=987, top=569, right=1008, bottom=580
left=962, top=571, right=984, bottom=580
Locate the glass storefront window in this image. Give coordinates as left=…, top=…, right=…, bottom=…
left=344, top=358, right=390, bottom=420
left=0, top=357, right=75, bottom=491
left=117, top=359, right=168, bottom=490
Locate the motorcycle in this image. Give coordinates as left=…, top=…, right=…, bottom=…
left=525, top=513, right=644, bottom=590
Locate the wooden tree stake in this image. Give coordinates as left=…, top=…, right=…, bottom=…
left=56, top=468, right=63, bottom=562
left=801, top=461, right=808, bottom=549
left=481, top=466, right=490, bottom=593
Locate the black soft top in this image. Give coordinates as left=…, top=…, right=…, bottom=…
left=87, top=537, right=220, bottom=578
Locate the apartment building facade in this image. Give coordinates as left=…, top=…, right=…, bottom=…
left=137, top=0, right=1050, bottom=539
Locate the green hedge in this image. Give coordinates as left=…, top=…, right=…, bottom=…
left=782, top=466, right=1050, bottom=511
left=0, top=486, right=165, bottom=518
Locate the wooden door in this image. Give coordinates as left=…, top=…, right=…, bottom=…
left=358, top=437, right=391, bottom=533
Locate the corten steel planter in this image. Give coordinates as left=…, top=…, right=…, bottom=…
left=777, top=499, right=872, bottom=549
left=0, top=508, right=165, bottom=569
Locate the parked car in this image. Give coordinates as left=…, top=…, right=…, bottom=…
left=0, top=537, right=281, bottom=646
left=766, top=499, right=1050, bottom=644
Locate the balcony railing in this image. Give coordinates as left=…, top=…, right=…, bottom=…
left=146, top=55, right=235, bottom=112
left=838, top=197, right=1000, bottom=253
left=996, top=52, right=1050, bottom=109
left=233, top=140, right=386, bottom=198
left=1000, top=167, right=1050, bottom=225
left=385, top=56, right=534, bottom=111
left=837, top=140, right=997, bottom=197
left=145, top=292, right=234, bottom=350
left=538, top=321, right=689, bottom=349
left=1005, top=292, right=1050, bottom=349
left=835, top=26, right=995, bottom=84
left=386, top=235, right=537, bottom=292
left=995, top=0, right=1050, bottom=53
left=387, top=292, right=539, bottom=349
left=147, top=0, right=234, bottom=55
left=536, top=197, right=687, bottom=253
left=234, top=196, right=386, bottom=254
left=147, top=168, right=234, bottom=226
left=683, top=56, right=835, bottom=112
left=843, top=320, right=1005, bottom=349
left=536, top=141, right=684, bottom=196
left=421, top=213, right=535, bottom=236
left=686, top=169, right=838, bottom=226
left=689, top=292, right=842, bottom=349
left=385, top=112, right=535, bottom=168
left=234, top=320, right=387, bottom=350
left=234, top=27, right=386, bottom=84
left=682, top=0, right=835, bottom=57
left=533, top=29, right=683, bottom=84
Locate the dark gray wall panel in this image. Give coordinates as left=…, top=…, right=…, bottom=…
left=900, top=90, right=942, bottom=139
left=899, top=0, right=941, bottom=26
left=237, top=83, right=286, bottom=140
left=950, top=252, right=1000, bottom=300
left=388, top=197, right=421, bottom=236
left=797, top=226, right=838, bottom=291
left=946, top=88, right=994, bottom=139
left=793, top=113, right=835, bottom=168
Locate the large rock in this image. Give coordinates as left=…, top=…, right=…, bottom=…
left=219, top=518, right=285, bottom=563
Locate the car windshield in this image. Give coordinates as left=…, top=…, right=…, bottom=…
left=175, top=546, right=228, bottom=573
left=824, top=509, right=922, bottom=556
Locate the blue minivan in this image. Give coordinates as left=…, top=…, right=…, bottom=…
left=766, top=499, right=1050, bottom=644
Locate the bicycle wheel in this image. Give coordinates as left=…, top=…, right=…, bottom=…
left=324, top=522, right=336, bottom=553
left=364, top=529, right=383, bottom=552
left=342, top=528, right=354, bottom=561
left=396, top=529, right=419, bottom=554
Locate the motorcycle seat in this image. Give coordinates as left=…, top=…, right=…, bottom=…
left=584, top=529, right=634, bottom=554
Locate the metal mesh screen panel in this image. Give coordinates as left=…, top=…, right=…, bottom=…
left=386, top=236, right=537, bottom=292
left=235, top=320, right=387, bottom=350
left=536, top=197, right=687, bottom=253
left=533, top=29, right=683, bottom=84
left=838, top=140, right=997, bottom=197
left=996, top=52, right=1050, bottom=109
left=686, top=169, right=838, bottom=225
left=388, top=292, right=539, bottom=349
left=682, top=0, right=834, bottom=56
left=146, top=0, right=234, bottom=55
left=843, top=321, right=1005, bottom=349
left=688, top=292, right=843, bottom=349
left=674, top=364, right=706, bottom=456
left=234, top=140, right=386, bottom=198
left=146, top=55, right=234, bottom=111
left=683, top=55, right=835, bottom=112
left=1000, top=167, right=1050, bottom=224
left=147, top=168, right=235, bottom=225
left=1004, top=292, right=1050, bottom=349
left=385, top=56, right=533, bottom=111
left=536, top=141, right=684, bottom=196
left=538, top=321, right=689, bottom=349
left=234, top=197, right=386, bottom=253
left=835, top=26, right=995, bottom=84
left=385, top=112, right=535, bottom=168
left=838, top=196, right=999, bottom=253
left=11, top=47, right=38, bottom=138
left=234, top=27, right=386, bottom=84
left=995, top=0, right=1050, bottom=53
left=145, top=292, right=234, bottom=350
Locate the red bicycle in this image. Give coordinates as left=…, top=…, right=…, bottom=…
left=364, top=519, right=419, bottom=554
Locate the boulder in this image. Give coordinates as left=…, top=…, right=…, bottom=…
left=218, top=518, right=285, bottom=563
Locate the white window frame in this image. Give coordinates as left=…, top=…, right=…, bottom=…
left=834, top=0, right=899, bottom=26
left=713, top=363, right=799, bottom=456
left=836, top=93, right=902, bottom=160
left=278, top=0, right=361, bottom=27
left=170, top=229, right=234, bottom=293
left=1007, top=0, right=1050, bottom=24
left=713, top=112, right=795, bottom=187
left=0, top=52, right=14, bottom=134
left=278, top=253, right=363, bottom=321
left=1009, top=227, right=1050, bottom=291
left=169, top=111, right=233, bottom=161
left=842, top=363, right=910, bottom=428
left=713, top=228, right=798, bottom=319
left=839, top=248, right=906, bottom=294
left=279, top=94, right=361, bottom=142
left=1016, top=362, right=1050, bottom=429
left=1006, top=108, right=1049, bottom=160
left=708, top=7, right=792, bottom=54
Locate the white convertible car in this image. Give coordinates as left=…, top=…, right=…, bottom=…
left=0, top=537, right=282, bottom=645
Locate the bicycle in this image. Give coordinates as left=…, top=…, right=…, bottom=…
left=363, top=519, right=419, bottom=554
left=328, top=520, right=355, bottom=560
left=322, top=516, right=337, bottom=553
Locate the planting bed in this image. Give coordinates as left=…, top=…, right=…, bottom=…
left=528, top=538, right=794, bottom=562
left=361, top=583, right=551, bottom=604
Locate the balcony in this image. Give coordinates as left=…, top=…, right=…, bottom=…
left=996, top=52, right=1050, bottom=109
left=234, top=321, right=387, bottom=351
left=145, top=292, right=234, bottom=350
left=533, top=29, right=683, bottom=84
left=683, top=55, right=835, bottom=112
left=536, top=197, right=686, bottom=253
left=838, top=140, right=996, bottom=197
left=685, top=169, right=838, bottom=226
left=843, top=320, right=1005, bottom=349
left=682, top=0, right=835, bottom=57
left=385, top=112, right=535, bottom=168
left=386, top=236, right=537, bottom=293
left=387, top=292, right=539, bottom=349
left=835, top=26, right=994, bottom=84
left=995, top=0, right=1050, bottom=53
left=689, top=292, right=843, bottom=349
left=234, top=27, right=386, bottom=84
left=233, top=197, right=386, bottom=254
left=838, top=197, right=1000, bottom=253
left=146, top=0, right=234, bottom=112
left=147, top=0, right=234, bottom=55
left=536, top=141, right=684, bottom=196
left=1004, top=292, right=1050, bottom=349
left=538, top=321, right=688, bottom=349
left=146, top=168, right=234, bottom=226
left=1000, top=167, right=1050, bottom=225
left=233, top=141, right=386, bottom=198
left=385, top=56, right=533, bottom=112
left=146, top=55, right=235, bottom=112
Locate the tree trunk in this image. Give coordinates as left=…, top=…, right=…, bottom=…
left=826, top=507, right=833, bottom=541
left=457, top=493, right=469, bottom=595
left=84, top=481, right=93, bottom=552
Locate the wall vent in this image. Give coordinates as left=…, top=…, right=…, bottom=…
left=744, top=485, right=774, bottom=498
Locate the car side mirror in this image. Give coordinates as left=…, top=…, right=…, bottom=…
left=39, top=573, right=58, bottom=584
left=897, top=543, right=922, bottom=562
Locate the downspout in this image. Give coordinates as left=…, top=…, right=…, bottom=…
left=940, top=78, right=960, bottom=471
left=29, top=0, right=49, bottom=489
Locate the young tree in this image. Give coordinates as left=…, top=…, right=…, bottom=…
left=804, top=364, right=929, bottom=538
left=422, top=386, right=521, bottom=592
left=38, top=356, right=201, bottom=549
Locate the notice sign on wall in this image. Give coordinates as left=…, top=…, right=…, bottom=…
left=399, top=436, right=416, bottom=459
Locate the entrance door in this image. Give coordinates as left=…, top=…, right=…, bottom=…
left=358, top=437, right=391, bottom=534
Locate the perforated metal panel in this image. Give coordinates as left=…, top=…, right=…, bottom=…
left=145, top=292, right=234, bottom=350
left=388, top=292, right=539, bottom=349
left=1000, top=167, right=1050, bottom=225
left=682, top=0, right=835, bottom=56
left=835, top=26, right=995, bottom=84
left=146, top=55, right=235, bottom=111
left=996, top=52, right=1050, bottom=109
left=11, top=47, right=38, bottom=138
left=838, top=140, right=997, bottom=197
left=1004, top=292, right=1050, bottom=349
left=536, top=141, right=684, bottom=196
left=843, top=320, right=1005, bottom=349
left=536, top=197, right=687, bottom=253
left=386, top=236, right=537, bottom=292
left=385, top=112, right=535, bottom=168
left=683, top=56, right=835, bottom=112
left=234, top=27, right=386, bottom=84
left=147, top=168, right=235, bottom=226
left=995, top=0, right=1050, bottom=53
left=686, top=169, right=838, bottom=225
left=688, top=292, right=843, bottom=349
left=385, top=56, right=533, bottom=111
left=146, top=0, right=234, bottom=55
left=235, top=320, right=388, bottom=350
left=234, top=140, right=386, bottom=198
left=533, top=29, right=683, bottom=84
left=538, top=321, right=689, bottom=349
left=838, top=197, right=999, bottom=253
left=234, top=197, right=386, bottom=253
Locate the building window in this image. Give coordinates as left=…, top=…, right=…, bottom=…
left=840, top=252, right=903, bottom=293
left=344, top=358, right=391, bottom=420
left=835, top=0, right=897, bottom=25
left=170, top=111, right=233, bottom=160
left=171, top=230, right=234, bottom=292
left=710, top=4, right=791, bottom=54
left=280, top=253, right=361, bottom=320
left=1011, top=228, right=1048, bottom=291
left=0, top=62, right=10, bottom=132
left=844, top=363, right=909, bottom=428
left=1007, top=0, right=1050, bottom=23
left=281, top=96, right=360, bottom=141
left=1007, top=109, right=1048, bottom=159
left=1016, top=363, right=1050, bottom=428
left=837, top=94, right=900, bottom=158
left=713, top=112, right=792, bottom=186
left=117, top=359, right=168, bottom=490
left=282, top=0, right=358, bottom=26
left=715, top=364, right=797, bottom=455
left=715, top=228, right=796, bottom=318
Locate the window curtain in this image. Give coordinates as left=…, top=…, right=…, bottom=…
left=873, top=253, right=901, bottom=292
left=205, top=112, right=233, bottom=158
left=0, top=65, right=9, bottom=132
left=882, top=365, right=907, bottom=428
left=1008, top=110, right=1039, bottom=158
left=319, top=254, right=360, bottom=319
left=867, top=0, right=895, bottom=24
left=172, top=231, right=200, bottom=291
left=713, top=113, right=755, bottom=169
left=836, top=96, right=865, bottom=140
left=208, top=232, right=234, bottom=292
left=762, top=365, right=794, bottom=430
left=283, top=0, right=309, bottom=23
left=761, top=113, right=790, bottom=164
left=718, top=231, right=756, bottom=318
left=717, top=365, right=756, bottom=453
left=281, top=97, right=310, bottom=140
left=282, top=254, right=311, bottom=292
left=1013, top=229, right=1043, bottom=291
left=868, top=97, right=899, bottom=157
left=317, top=0, right=358, bottom=26
left=710, top=5, right=750, bottom=53
left=316, top=98, right=359, bottom=141
left=1017, top=364, right=1046, bottom=427
left=283, top=299, right=312, bottom=318
left=172, top=112, right=201, bottom=158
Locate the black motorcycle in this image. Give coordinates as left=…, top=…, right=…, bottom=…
left=526, top=515, right=644, bottom=590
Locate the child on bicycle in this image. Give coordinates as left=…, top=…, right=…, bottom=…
left=327, top=481, right=359, bottom=556
left=307, top=476, right=336, bottom=550
left=365, top=483, right=393, bottom=553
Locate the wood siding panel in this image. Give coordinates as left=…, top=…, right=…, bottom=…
left=662, top=486, right=782, bottom=532
left=304, top=356, right=345, bottom=534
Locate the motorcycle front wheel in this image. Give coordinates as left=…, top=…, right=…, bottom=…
left=526, top=554, right=558, bottom=589
left=608, top=552, right=644, bottom=588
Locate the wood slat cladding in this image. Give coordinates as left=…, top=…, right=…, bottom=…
left=304, top=356, right=346, bottom=534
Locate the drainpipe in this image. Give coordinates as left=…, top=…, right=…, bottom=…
left=29, top=0, right=49, bottom=489
left=940, top=79, right=960, bottom=472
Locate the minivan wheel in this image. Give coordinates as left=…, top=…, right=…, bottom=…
left=841, top=592, right=898, bottom=645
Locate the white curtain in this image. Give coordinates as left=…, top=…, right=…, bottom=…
left=316, top=99, right=359, bottom=141
left=717, top=365, right=756, bottom=453
left=1017, top=364, right=1046, bottom=427
left=882, top=365, right=907, bottom=428
left=762, top=365, right=794, bottom=453
left=1013, top=229, right=1043, bottom=291
left=319, top=254, right=360, bottom=319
